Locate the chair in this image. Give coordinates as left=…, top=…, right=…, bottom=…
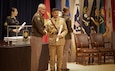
left=90, top=33, right=115, bottom=64
left=75, top=34, right=100, bottom=65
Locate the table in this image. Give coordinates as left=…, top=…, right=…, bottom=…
left=0, top=44, right=49, bottom=71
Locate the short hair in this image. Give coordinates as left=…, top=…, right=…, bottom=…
left=37, top=3, right=46, bottom=12
left=10, top=7, right=16, bottom=12
left=52, top=8, right=59, bottom=12
left=8, top=7, right=17, bottom=16
left=63, top=7, right=69, bottom=13
left=38, top=3, right=45, bottom=8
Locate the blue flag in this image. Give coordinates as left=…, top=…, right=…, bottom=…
left=65, top=0, right=70, bottom=16
left=66, top=0, right=69, bottom=7
left=74, top=7, right=81, bottom=34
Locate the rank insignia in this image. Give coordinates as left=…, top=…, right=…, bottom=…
left=4, top=22, right=8, bottom=26
left=37, top=17, right=40, bottom=21
left=23, top=30, right=29, bottom=41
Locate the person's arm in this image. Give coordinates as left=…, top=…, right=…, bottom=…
left=67, top=18, right=73, bottom=33
left=59, top=20, right=68, bottom=38
left=4, top=17, right=12, bottom=32
left=5, top=17, right=19, bottom=33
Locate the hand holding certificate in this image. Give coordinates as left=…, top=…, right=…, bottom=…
left=18, top=22, right=26, bottom=31
left=56, top=25, right=63, bottom=42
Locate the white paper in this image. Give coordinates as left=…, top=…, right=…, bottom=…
left=18, top=22, right=26, bottom=31
left=56, top=25, right=63, bottom=42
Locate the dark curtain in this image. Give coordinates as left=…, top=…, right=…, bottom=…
left=0, top=0, right=55, bottom=40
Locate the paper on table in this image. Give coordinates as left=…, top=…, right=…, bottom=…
left=56, top=25, right=63, bottom=42
left=18, top=22, right=26, bottom=31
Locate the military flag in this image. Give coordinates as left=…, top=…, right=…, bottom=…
left=90, top=0, right=98, bottom=33
left=70, top=0, right=81, bottom=62
left=82, top=0, right=90, bottom=36
left=106, top=0, right=113, bottom=38
left=111, top=0, right=115, bottom=31
left=65, top=0, right=70, bottom=16
left=65, top=0, right=69, bottom=7
left=73, top=5, right=81, bottom=34
left=99, top=0, right=106, bottom=35
left=42, top=0, right=51, bottom=44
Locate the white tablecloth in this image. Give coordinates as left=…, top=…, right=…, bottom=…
left=4, top=36, right=30, bottom=45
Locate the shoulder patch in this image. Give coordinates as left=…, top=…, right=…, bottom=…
left=37, top=17, right=40, bottom=21
left=7, top=16, right=10, bottom=19
left=4, top=22, right=8, bottom=26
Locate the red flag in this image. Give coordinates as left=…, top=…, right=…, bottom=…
left=44, top=0, right=51, bottom=19
left=42, top=0, right=51, bottom=44
left=106, top=0, right=113, bottom=38
left=111, top=0, right=115, bottom=31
